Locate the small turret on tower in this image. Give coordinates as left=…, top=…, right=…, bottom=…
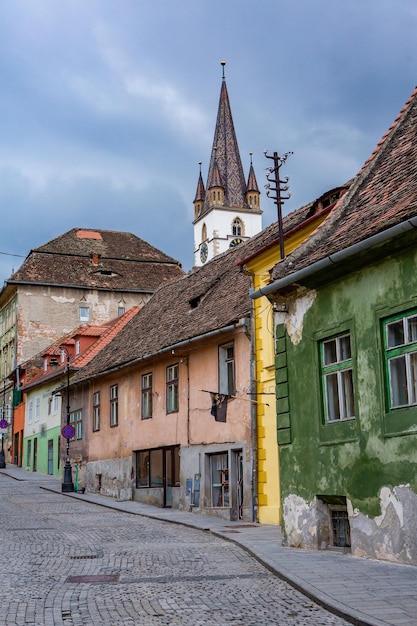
left=193, top=162, right=205, bottom=219
left=246, top=152, right=260, bottom=209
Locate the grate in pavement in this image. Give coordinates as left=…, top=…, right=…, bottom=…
left=66, top=574, right=119, bottom=583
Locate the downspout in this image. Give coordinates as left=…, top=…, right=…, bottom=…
left=250, top=217, right=417, bottom=300
left=245, top=311, right=258, bottom=523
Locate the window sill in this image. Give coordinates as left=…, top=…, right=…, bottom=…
left=383, top=406, right=417, bottom=436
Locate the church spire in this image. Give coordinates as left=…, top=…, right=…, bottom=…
left=203, top=61, right=249, bottom=212
left=193, top=62, right=262, bottom=266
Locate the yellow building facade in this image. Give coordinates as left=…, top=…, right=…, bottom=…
left=244, top=207, right=333, bottom=524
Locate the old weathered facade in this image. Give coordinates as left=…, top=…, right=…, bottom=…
left=19, top=308, right=140, bottom=478
left=0, top=228, right=183, bottom=464
left=68, top=245, right=259, bottom=520
left=252, top=86, right=417, bottom=565
left=240, top=185, right=349, bottom=526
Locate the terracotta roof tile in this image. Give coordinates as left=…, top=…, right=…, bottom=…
left=9, top=228, right=184, bottom=291
left=270, top=85, right=417, bottom=282
left=71, top=193, right=345, bottom=383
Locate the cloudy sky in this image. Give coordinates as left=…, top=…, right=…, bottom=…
left=1, top=1, right=416, bottom=282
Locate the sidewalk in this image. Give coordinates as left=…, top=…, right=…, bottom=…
left=2, top=466, right=417, bottom=626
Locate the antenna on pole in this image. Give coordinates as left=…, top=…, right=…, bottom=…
left=264, top=150, right=293, bottom=260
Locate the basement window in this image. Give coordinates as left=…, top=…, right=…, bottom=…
left=330, top=507, right=351, bottom=549
left=317, top=495, right=351, bottom=551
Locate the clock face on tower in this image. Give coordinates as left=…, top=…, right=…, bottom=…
left=229, top=237, right=243, bottom=248
left=200, top=242, right=208, bottom=263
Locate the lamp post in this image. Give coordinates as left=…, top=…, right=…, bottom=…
left=60, top=347, right=74, bottom=493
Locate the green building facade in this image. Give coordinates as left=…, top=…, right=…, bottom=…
left=271, top=236, right=417, bottom=565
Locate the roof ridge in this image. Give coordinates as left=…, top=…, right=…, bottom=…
left=358, top=85, right=417, bottom=174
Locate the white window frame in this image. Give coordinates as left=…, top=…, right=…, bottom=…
left=70, top=409, right=82, bottom=440
left=110, top=384, right=118, bottom=427
left=321, top=333, right=355, bottom=422
left=93, top=391, right=100, bottom=432
left=35, top=396, right=41, bottom=422
left=79, top=307, right=89, bottom=322
left=385, top=312, right=417, bottom=408
left=219, top=342, right=235, bottom=396
left=27, top=399, right=33, bottom=424
left=166, top=364, right=179, bottom=413
left=141, top=373, right=153, bottom=419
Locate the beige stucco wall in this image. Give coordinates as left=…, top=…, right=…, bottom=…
left=16, top=285, right=150, bottom=366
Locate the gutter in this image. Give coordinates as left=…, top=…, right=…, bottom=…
left=250, top=217, right=417, bottom=300
left=73, top=321, right=246, bottom=384
left=4, top=280, right=154, bottom=294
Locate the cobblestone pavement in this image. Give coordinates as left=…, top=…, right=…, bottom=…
left=0, top=476, right=351, bottom=626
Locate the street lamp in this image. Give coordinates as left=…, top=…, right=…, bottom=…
left=51, top=347, right=74, bottom=492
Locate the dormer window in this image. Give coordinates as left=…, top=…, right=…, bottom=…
left=75, top=340, right=80, bottom=355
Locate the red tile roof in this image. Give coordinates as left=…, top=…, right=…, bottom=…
left=8, top=228, right=184, bottom=291
left=270, top=85, right=417, bottom=282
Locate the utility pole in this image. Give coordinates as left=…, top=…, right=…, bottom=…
left=264, top=151, right=292, bottom=260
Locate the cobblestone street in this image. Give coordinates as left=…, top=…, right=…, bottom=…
left=0, top=475, right=351, bottom=626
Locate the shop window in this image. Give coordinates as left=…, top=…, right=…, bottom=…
left=210, top=452, right=229, bottom=507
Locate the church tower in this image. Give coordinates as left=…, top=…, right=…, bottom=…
left=193, top=62, right=262, bottom=266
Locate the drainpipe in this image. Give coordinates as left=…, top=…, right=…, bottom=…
left=246, top=311, right=258, bottom=523
left=250, top=217, right=417, bottom=300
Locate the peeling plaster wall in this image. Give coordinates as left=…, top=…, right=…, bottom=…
left=17, top=286, right=150, bottom=365
left=283, top=486, right=417, bottom=565
left=277, top=244, right=417, bottom=566
left=86, top=457, right=133, bottom=501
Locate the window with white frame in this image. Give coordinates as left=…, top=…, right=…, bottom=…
left=142, top=373, right=153, bottom=419
left=384, top=312, right=417, bottom=408
left=93, top=391, right=100, bottom=432
left=28, top=399, right=33, bottom=424
left=166, top=364, right=179, bottom=413
left=52, top=394, right=59, bottom=414
left=321, top=333, right=355, bottom=422
left=35, top=397, right=41, bottom=422
left=79, top=307, right=89, bottom=322
left=110, top=384, right=118, bottom=427
left=70, top=409, right=82, bottom=440
left=219, top=342, right=235, bottom=396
